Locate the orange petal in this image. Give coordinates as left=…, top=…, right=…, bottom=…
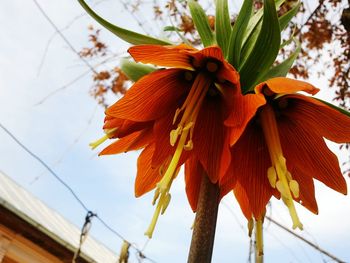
left=99, top=128, right=153, bottom=155
left=229, top=122, right=273, bottom=218
left=152, top=111, right=191, bottom=167
left=279, top=113, right=347, bottom=195
left=184, top=158, right=203, bottom=211
left=255, top=77, right=319, bottom=96
left=288, top=165, right=318, bottom=214
left=106, top=69, right=190, bottom=121
left=225, top=92, right=266, bottom=145
left=193, top=98, right=231, bottom=184
left=128, top=44, right=195, bottom=69
left=135, top=144, right=162, bottom=197
left=234, top=183, right=253, bottom=220
left=282, top=94, right=350, bottom=143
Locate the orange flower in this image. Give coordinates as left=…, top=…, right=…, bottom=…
left=92, top=44, right=264, bottom=238
left=221, top=77, right=349, bottom=231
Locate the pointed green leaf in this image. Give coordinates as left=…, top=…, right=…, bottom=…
left=258, top=39, right=300, bottom=82
left=188, top=0, right=216, bottom=47
left=279, top=0, right=300, bottom=31
left=242, top=0, right=285, bottom=45
left=316, top=99, right=350, bottom=118
left=215, top=0, right=232, bottom=56
left=239, top=0, right=281, bottom=93
left=228, top=0, right=253, bottom=67
left=120, top=59, right=157, bottom=82
left=239, top=0, right=285, bottom=69
left=77, top=0, right=171, bottom=45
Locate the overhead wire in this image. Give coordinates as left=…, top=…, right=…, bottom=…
left=0, top=122, right=157, bottom=263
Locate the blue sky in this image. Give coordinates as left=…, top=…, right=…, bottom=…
left=1, top=0, right=349, bottom=262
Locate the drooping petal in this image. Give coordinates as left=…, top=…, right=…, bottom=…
left=128, top=44, right=196, bottom=70
left=288, top=165, right=318, bottom=214
left=99, top=128, right=153, bottom=155
left=104, top=117, right=153, bottom=138
left=282, top=95, right=350, bottom=143
left=106, top=69, right=190, bottom=121
left=255, top=77, right=319, bottom=96
left=184, top=158, right=203, bottom=211
left=224, top=92, right=266, bottom=145
left=278, top=114, right=347, bottom=195
left=193, top=97, right=231, bottom=183
left=234, top=183, right=253, bottom=220
left=227, top=121, right=273, bottom=218
left=135, top=144, right=162, bottom=197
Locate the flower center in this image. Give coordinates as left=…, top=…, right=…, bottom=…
left=260, top=104, right=303, bottom=230
left=145, top=71, right=212, bottom=238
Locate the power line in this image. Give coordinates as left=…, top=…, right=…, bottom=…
left=0, top=122, right=157, bottom=263
left=32, top=0, right=98, bottom=74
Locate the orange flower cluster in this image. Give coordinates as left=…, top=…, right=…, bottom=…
left=92, top=44, right=350, bottom=239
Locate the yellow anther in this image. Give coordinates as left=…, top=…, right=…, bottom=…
left=184, top=140, right=193, bottom=151
left=184, top=71, right=193, bottom=81
left=161, top=194, right=171, bottom=214
left=152, top=188, right=160, bottom=205
left=289, top=180, right=300, bottom=198
left=248, top=219, right=254, bottom=237
left=206, top=61, right=218, bottom=73
left=267, top=167, right=277, bottom=188
left=170, top=126, right=182, bottom=146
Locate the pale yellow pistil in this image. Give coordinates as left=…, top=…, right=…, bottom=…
left=145, top=72, right=211, bottom=238
left=89, top=128, right=118, bottom=149
left=255, top=219, right=264, bottom=261
left=260, top=104, right=303, bottom=230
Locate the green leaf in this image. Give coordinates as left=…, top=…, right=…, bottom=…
left=279, top=0, right=300, bottom=31
left=239, top=0, right=281, bottom=93
left=239, top=0, right=284, bottom=69
left=242, top=0, right=285, bottom=45
left=77, top=0, right=171, bottom=45
left=228, top=0, right=253, bottom=67
left=215, top=0, right=232, bottom=56
left=316, top=99, right=350, bottom=118
left=120, top=59, right=156, bottom=82
left=258, top=38, right=300, bottom=82
left=188, top=0, right=216, bottom=47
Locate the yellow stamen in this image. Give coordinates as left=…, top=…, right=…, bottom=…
left=255, top=219, right=264, bottom=259
left=89, top=128, right=117, bottom=149
left=145, top=74, right=211, bottom=238
left=260, top=104, right=303, bottom=230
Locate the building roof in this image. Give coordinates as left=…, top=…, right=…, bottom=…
left=0, top=171, right=118, bottom=263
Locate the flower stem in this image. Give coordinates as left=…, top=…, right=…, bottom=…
left=187, top=171, right=219, bottom=263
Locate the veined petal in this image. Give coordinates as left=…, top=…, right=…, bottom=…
left=128, top=44, right=196, bottom=70
left=193, top=98, right=231, bottom=183
left=104, top=118, right=153, bottom=138
left=184, top=158, right=203, bottom=211
left=288, top=165, right=318, bottom=214
left=228, top=121, right=273, bottom=218
left=234, top=183, right=253, bottom=220
left=225, top=92, right=266, bottom=145
left=106, top=69, right=190, bottom=121
left=152, top=110, right=190, bottom=168
left=255, top=77, right=319, bottom=96
left=282, top=95, right=350, bottom=143
left=135, top=144, right=163, bottom=197
left=99, top=128, right=153, bottom=155
left=278, top=115, right=347, bottom=195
